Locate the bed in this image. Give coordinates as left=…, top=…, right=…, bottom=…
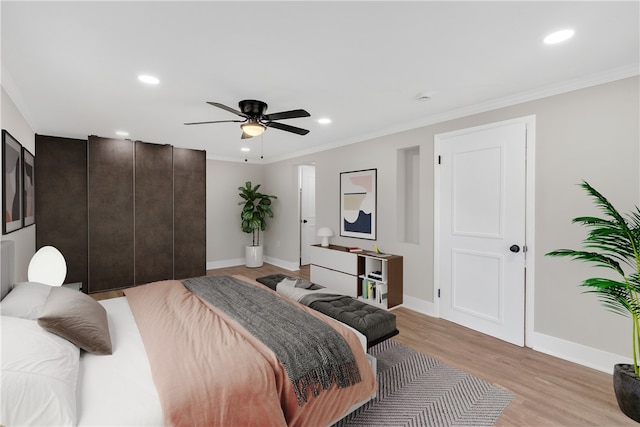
left=1, top=249, right=376, bottom=427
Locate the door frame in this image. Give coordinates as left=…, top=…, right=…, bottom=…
left=433, top=115, right=536, bottom=348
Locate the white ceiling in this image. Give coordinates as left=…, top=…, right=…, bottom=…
left=2, top=1, right=638, bottom=163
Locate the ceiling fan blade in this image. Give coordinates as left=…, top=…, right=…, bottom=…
left=206, top=102, right=248, bottom=118
left=241, top=131, right=253, bottom=139
left=262, top=109, right=310, bottom=121
left=184, top=119, right=245, bottom=125
left=265, top=121, right=310, bottom=135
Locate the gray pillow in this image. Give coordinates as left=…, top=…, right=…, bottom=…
left=37, top=286, right=113, bottom=355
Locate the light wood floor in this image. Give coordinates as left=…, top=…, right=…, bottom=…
left=92, top=263, right=636, bottom=426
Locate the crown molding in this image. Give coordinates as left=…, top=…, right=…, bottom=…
left=266, top=64, right=639, bottom=164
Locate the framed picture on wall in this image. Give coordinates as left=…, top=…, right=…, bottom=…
left=22, top=147, right=35, bottom=227
left=2, top=130, right=23, bottom=234
left=340, top=168, right=377, bottom=240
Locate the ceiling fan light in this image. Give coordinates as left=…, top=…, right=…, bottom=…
left=241, top=121, right=266, bottom=137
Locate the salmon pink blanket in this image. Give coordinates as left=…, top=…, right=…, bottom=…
left=124, top=276, right=376, bottom=427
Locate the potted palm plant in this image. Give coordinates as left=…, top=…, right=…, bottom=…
left=546, top=181, right=640, bottom=422
left=238, top=181, right=277, bottom=268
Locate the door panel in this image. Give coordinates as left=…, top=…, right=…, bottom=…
left=299, top=165, right=316, bottom=265
left=173, top=147, right=206, bottom=279
left=436, top=119, right=526, bottom=346
left=135, top=142, right=173, bottom=285
left=35, top=135, right=88, bottom=289
left=452, top=249, right=502, bottom=321
left=88, top=136, right=134, bottom=292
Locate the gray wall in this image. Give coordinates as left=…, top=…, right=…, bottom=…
left=1, top=87, right=36, bottom=282
left=205, top=159, right=269, bottom=266
left=4, top=75, right=638, bottom=368
left=255, top=76, right=639, bottom=361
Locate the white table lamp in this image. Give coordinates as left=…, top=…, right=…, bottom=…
left=317, top=227, right=334, bottom=247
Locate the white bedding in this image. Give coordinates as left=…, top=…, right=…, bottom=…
left=76, top=297, right=162, bottom=426
left=77, top=295, right=368, bottom=425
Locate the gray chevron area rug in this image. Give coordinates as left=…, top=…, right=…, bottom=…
left=334, top=339, right=514, bottom=427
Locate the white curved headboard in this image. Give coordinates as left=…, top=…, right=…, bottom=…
left=1, top=240, right=15, bottom=300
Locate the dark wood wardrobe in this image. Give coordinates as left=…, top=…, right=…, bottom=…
left=35, top=135, right=206, bottom=293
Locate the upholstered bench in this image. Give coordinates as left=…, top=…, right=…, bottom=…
left=256, top=274, right=398, bottom=348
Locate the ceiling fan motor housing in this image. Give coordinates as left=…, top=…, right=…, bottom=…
left=239, top=100, right=268, bottom=118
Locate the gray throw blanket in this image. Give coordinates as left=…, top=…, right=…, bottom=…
left=183, top=275, right=362, bottom=405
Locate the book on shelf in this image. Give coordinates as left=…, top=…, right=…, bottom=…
left=348, top=247, right=363, bottom=252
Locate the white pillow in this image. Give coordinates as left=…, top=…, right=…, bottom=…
left=0, top=281, right=52, bottom=319
left=1, top=316, right=79, bottom=426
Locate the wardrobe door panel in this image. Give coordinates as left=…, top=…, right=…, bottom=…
left=173, top=148, right=206, bottom=279
left=88, top=136, right=134, bottom=292
left=35, top=135, right=88, bottom=289
left=135, top=142, right=173, bottom=284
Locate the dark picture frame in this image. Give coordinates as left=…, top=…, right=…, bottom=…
left=2, top=130, right=23, bottom=234
left=340, top=168, right=377, bottom=240
left=22, top=147, right=35, bottom=227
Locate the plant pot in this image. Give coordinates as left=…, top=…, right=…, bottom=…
left=613, top=364, right=640, bottom=422
left=245, top=245, right=263, bottom=268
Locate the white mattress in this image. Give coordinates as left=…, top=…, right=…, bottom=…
left=76, top=295, right=368, bottom=425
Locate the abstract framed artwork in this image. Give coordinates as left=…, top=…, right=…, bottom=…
left=340, top=168, right=377, bottom=240
left=2, top=130, right=23, bottom=234
left=22, top=147, right=35, bottom=227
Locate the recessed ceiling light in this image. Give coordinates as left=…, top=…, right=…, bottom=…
left=116, top=131, right=129, bottom=137
left=138, top=74, right=159, bottom=85
left=317, top=118, right=332, bottom=124
left=544, top=29, right=575, bottom=45
left=241, top=147, right=250, bottom=152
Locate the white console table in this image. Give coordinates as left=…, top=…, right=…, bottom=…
left=309, top=244, right=403, bottom=309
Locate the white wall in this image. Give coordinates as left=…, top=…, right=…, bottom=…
left=255, top=76, right=639, bottom=371
left=0, top=87, right=36, bottom=282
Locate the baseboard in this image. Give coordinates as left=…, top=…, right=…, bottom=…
left=399, top=294, right=631, bottom=375
left=531, top=331, right=632, bottom=375
left=206, top=257, right=300, bottom=272
left=206, top=258, right=244, bottom=270
left=263, top=256, right=300, bottom=271
left=401, top=294, right=435, bottom=316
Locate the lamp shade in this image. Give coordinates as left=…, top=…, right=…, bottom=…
left=316, top=227, right=334, bottom=247
left=241, top=121, right=266, bottom=137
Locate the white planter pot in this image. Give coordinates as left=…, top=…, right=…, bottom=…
left=245, top=245, right=264, bottom=268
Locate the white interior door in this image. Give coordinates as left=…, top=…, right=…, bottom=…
left=435, top=119, right=527, bottom=346
left=299, top=165, right=316, bottom=265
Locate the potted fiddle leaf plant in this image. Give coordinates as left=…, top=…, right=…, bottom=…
left=238, top=181, right=277, bottom=268
left=546, top=180, right=640, bottom=422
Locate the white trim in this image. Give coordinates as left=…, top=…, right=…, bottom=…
left=206, top=257, right=300, bottom=272
left=402, top=296, right=631, bottom=375
left=259, top=66, right=637, bottom=164
left=433, top=115, right=536, bottom=348
left=524, top=116, right=536, bottom=349
left=263, top=256, right=300, bottom=272
left=531, top=331, right=632, bottom=375
left=206, top=258, right=245, bottom=270
left=401, top=294, right=434, bottom=317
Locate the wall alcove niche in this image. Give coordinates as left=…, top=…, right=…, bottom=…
left=35, top=135, right=206, bottom=293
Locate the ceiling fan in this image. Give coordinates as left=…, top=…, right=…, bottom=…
left=184, top=100, right=310, bottom=139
